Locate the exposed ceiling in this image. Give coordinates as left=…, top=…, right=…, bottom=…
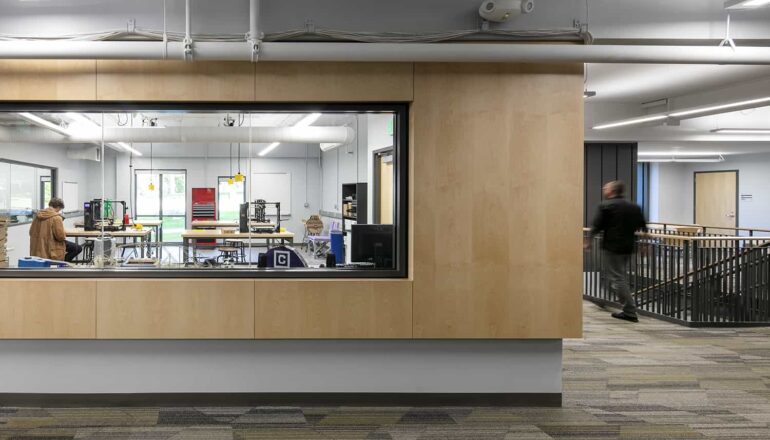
left=585, top=64, right=770, bottom=104
left=0, top=111, right=363, bottom=158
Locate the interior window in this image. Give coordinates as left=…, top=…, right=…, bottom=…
left=0, top=107, right=405, bottom=277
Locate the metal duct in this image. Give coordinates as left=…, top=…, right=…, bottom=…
left=0, top=126, right=356, bottom=144
left=0, top=41, right=770, bottom=64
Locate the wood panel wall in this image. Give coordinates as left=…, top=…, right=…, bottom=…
left=0, top=60, right=583, bottom=340
left=411, top=64, right=584, bottom=339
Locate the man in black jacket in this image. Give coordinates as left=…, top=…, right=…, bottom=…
left=587, top=180, right=647, bottom=322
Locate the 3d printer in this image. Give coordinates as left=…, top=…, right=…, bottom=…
left=239, top=199, right=281, bottom=233
left=84, top=199, right=128, bottom=232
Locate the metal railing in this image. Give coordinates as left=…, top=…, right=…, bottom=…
left=584, top=228, right=770, bottom=326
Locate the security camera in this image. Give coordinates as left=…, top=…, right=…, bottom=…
left=479, top=0, right=534, bottom=22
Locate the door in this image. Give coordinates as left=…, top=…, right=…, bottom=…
left=374, top=151, right=394, bottom=224
left=135, top=170, right=187, bottom=242
left=694, top=171, right=737, bottom=232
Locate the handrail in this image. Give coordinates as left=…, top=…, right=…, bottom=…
left=643, top=233, right=770, bottom=242
left=647, top=222, right=770, bottom=234
left=631, top=240, right=770, bottom=297
left=583, top=228, right=770, bottom=243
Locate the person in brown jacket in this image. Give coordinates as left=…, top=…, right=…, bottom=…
left=29, top=197, right=81, bottom=262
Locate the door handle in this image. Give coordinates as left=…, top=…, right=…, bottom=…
left=726, top=212, right=736, bottom=218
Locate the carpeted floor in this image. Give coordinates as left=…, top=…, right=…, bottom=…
left=3, top=301, right=770, bottom=439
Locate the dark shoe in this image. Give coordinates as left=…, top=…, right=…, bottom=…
left=611, top=312, right=639, bottom=323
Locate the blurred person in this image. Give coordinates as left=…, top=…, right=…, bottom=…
left=586, top=180, right=647, bottom=322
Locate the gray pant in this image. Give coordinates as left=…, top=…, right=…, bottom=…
left=603, top=250, right=637, bottom=317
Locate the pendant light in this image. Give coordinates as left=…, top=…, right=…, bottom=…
left=227, top=143, right=234, bottom=185
left=148, top=142, right=155, bottom=191
left=234, top=142, right=245, bottom=182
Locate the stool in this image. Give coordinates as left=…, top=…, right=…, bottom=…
left=217, top=246, right=241, bottom=264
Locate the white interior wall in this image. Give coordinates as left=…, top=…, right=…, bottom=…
left=116, top=153, right=322, bottom=236
left=651, top=152, right=770, bottom=229
left=0, top=339, right=563, bottom=395
left=649, top=162, right=691, bottom=224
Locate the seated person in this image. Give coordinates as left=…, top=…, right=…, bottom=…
left=29, top=197, right=82, bottom=262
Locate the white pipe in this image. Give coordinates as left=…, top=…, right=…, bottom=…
left=0, top=126, right=356, bottom=144
left=0, top=41, right=770, bottom=64
left=248, top=0, right=260, bottom=61
left=184, top=0, right=192, bottom=60
left=249, top=0, right=259, bottom=41
left=185, top=0, right=191, bottom=41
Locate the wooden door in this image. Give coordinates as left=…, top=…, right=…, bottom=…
left=376, top=153, right=394, bottom=224
left=694, top=171, right=737, bottom=232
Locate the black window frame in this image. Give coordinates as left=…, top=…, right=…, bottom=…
left=0, top=158, right=58, bottom=226
left=134, top=168, right=188, bottom=243
left=0, top=102, right=409, bottom=279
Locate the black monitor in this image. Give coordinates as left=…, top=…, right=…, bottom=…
left=351, top=224, right=394, bottom=268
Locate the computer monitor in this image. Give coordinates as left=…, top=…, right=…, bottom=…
left=351, top=224, right=394, bottom=268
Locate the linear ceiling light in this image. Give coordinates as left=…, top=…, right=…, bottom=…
left=668, top=96, right=770, bottom=118
left=116, top=142, right=143, bottom=156
left=638, top=158, right=725, bottom=163
left=593, top=96, right=770, bottom=130
left=638, top=151, right=727, bottom=156
left=258, top=142, right=280, bottom=157
left=67, top=113, right=142, bottom=155
left=294, top=113, right=322, bottom=127
left=17, top=112, right=70, bottom=136
left=725, top=0, right=770, bottom=9
left=711, top=128, right=770, bottom=134
left=320, top=142, right=342, bottom=152
left=592, top=115, right=668, bottom=130
left=258, top=113, right=324, bottom=156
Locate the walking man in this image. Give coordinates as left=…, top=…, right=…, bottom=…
left=586, top=180, right=647, bottom=322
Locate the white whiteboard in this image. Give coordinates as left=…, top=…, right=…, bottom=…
left=61, top=182, right=80, bottom=213
left=250, top=173, right=291, bottom=215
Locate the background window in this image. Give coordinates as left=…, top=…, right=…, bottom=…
left=135, top=170, right=187, bottom=242
left=218, top=177, right=246, bottom=221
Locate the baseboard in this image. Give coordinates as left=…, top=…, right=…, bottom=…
left=0, top=392, right=562, bottom=408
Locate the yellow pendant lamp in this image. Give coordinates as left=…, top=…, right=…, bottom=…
left=148, top=142, right=155, bottom=191
left=234, top=142, right=245, bottom=182
left=227, top=143, right=235, bottom=185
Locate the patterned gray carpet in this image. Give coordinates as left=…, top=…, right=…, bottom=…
left=2, top=301, right=770, bottom=439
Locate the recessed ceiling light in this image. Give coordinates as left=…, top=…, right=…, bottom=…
left=711, top=128, right=770, bottom=134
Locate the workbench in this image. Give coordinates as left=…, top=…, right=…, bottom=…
left=65, top=228, right=152, bottom=259
left=181, top=229, right=295, bottom=262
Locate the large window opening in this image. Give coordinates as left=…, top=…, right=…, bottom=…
left=0, top=104, right=407, bottom=278
left=217, top=176, right=246, bottom=221
left=135, top=170, right=187, bottom=243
